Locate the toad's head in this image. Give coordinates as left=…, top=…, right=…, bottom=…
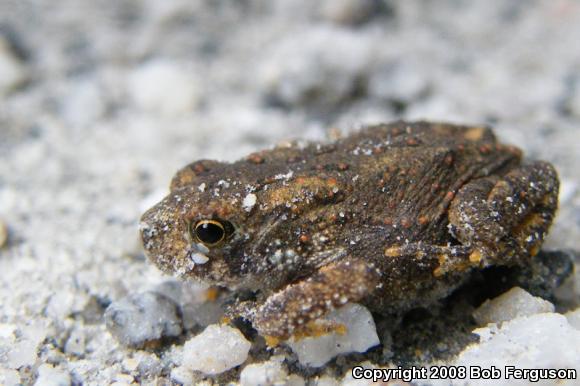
left=139, top=160, right=267, bottom=289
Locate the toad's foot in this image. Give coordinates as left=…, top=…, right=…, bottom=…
left=449, top=161, right=559, bottom=265
left=245, top=258, right=381, bottom=342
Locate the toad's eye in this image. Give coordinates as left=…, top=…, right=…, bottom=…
left=193, top=220, right=232, bottom=246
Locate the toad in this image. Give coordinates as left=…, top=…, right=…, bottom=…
left=140, top=121, right=559, bottom=341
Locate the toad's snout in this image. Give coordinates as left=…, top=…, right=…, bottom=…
left=139, top=198, right=192, bottom=274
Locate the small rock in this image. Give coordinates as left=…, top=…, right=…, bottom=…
left=181, top=300, right=225, bottom=331
left=455, top=313, right=580, bottom=373
left=0, top=323, right=16, bottom=339
left=64, top=328, right=86, bottom=356
left=0, top=368, right=20, bottom=386
left=111, top=373, right=135, bottom=384
left=170, top=366, right=194, bottom=385
left=367, top=62, right=429, bottom=103
left=566, top=308, right=580, bottom=330
left=287, top=303, right=379, bottom=367
left=34, top=364, right=71, bottom=386
left=7, top=324, right=48, bottom=369
left=132, top=352, right=162, bottom=379
left=151, top=279, right=225, bottom=330
left=182, top=324, right=251, bottom=375
left=319, top=0, right=380, bottom=26
left=0, top=36, right=27, bottom=96
left=104, top=291, right=183, bottom=347
left=43, top=347, right=66, bottom=366
left=127, top=59, right=201, bottom=115
left=258, top=27, right=375, bottom=108
left=45, top=291, right=76, bottom=321
left=286, top=374, right=306, bottom=386
left=473, top=287, right=554, bottom=325
left=62, top=78, right=106, bottom=127
left=240, top=357, right=287, bottom=386
left=0, top=220, right=8, bottom=248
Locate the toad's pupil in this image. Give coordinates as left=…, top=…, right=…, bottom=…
left=195, top=221, right=225, bottom=245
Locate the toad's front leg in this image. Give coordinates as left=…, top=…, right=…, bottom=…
left=246, top=259, right=381, bottom=342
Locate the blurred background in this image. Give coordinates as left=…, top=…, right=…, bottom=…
left=0, top=0, right=579, bottom=383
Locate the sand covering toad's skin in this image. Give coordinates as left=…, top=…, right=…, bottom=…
left=140, top=121, right=559, bottom=340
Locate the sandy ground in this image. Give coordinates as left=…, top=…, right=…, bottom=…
left=1, top=1, right=580, bottom=384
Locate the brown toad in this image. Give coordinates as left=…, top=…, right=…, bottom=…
left=140, top=121, right=559, bottom=341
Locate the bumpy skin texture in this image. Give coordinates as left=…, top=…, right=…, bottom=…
left=140, top=121, right=559, bottom=340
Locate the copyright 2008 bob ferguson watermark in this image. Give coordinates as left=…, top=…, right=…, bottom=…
left=351, top=365, right=577, bottom=383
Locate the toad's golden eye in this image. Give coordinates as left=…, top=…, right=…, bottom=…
left=193, top=220, right=227, bottom=246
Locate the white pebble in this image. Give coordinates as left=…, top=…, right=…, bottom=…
left=368, top=62, right=428, bottom=103
left=7, top=324, right=48, bottom=369
left=0, top=368, right=21, bottom=386
left=34, top=364, right=71, bottom=386
left=287, top=303, right=379, bottom=367
left=182, top=324, right=251, bottom=375
left=454, top=313, right=580, bottom=379
left=182, top=300, right=225, bottom=331
left=0, top=323, right=16, bottom=339
left=127, top=59, right=200, bottom=115
left=104, top=291, right=183, bottom=347
left=61, top=78, right=106, bottom=126
left=257, top=27, right=374, bottom=108
left=64, top=329, right=86, bottom=356
left=151, top=279, right=224, bottom=331
left=240, top=357, right=287, bottom=386
left=473, top=287, right=554, bottom=325
left=170, top=366, right=194, bottom=385
left=243, top=193, right=257, bottom=212
left=565, top=308, right=580, bottom=330
left=45, top=291, right=76, bottom=320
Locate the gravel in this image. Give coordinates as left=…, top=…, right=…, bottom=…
left=473, top=287, right=555, bottom=325
left=104, top=291, right=183, bottom=348
left=565, top=308, right=580, bottom=330
left=287, top=303, right=380, bottom=367
left=239, top=356, right=289, bottom=386
left=182, top=324, right=251, bottom=375
left=450, top=314, right=580, bottom=385
left=33, top=364, right=71, bottom=386
left=1, top=1, right=579, bottom=384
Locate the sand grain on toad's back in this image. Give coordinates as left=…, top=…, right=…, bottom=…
left=140, top=121, right=560, bottom=342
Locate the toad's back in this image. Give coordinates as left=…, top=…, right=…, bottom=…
left=242, top=122, right=523, bottom=251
